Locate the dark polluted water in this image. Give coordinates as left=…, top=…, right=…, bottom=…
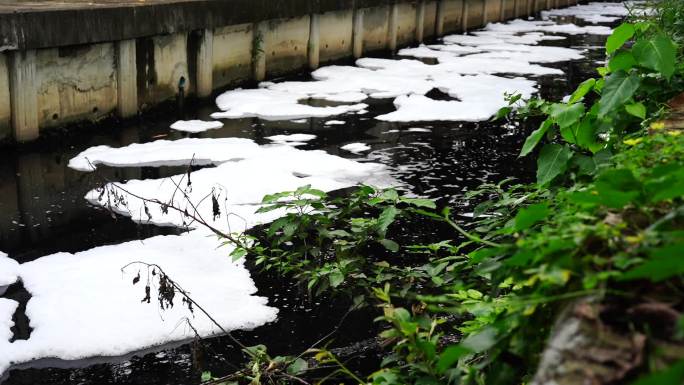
left=0, top=17, right=610, bottom=385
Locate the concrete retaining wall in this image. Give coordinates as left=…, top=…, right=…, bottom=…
left=319, top=10, right=354, bottom=63
left=212, top=24, right=254, bottom=89
left=0, top=54, right=10, bottom=141
left=0, top=0, right=580, bottom=143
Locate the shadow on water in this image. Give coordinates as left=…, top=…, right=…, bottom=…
left=0, top=14, right=611, bottom=385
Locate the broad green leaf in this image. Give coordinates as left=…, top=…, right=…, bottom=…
left=379, top=239, right=400, bottom=252
left=255, top=204, right=284, bottom=214
left=594, top=169, right=642, bottom=208
left=261, top=191, right=290, bottom=203
left=380, top=189, right=399, bottom=201
left=294, top=184, right=313, bottom=196
left=230, top=247, right=248, bottom=262
left=608, top=51, right=636, bottom=72
left=536, top=144, right=573, bottom=186
left=633, top=21, right=651, bottom=33
left=461, top=327, right=497, bottom=352
left=468, top=247, right=505, bottom=264
left=243, top=344, right=267, bottom=357
left=495, top=106, right=512, bottom=120
left=416, top=340, right=437, bottom=360
left=573, top=149, right=611, bottom=176
left=630, top=360, right=684, bottom=385
left=597, top=66, right=609, bottom=77
left=377, top=206, right=398, bottom=234
left=560, top=122, right=580, bottom=144
left=401, top=197, right=437, bottom=209
left=519, top=119, right=552, bottom=157
left=632, top=34, right=677, bottom=79
left=436, top=345, right=471, bottom=373
left=267, top=217, right=289, bottom=237
left=514, top=203, right=550, bottom=231
left=605, top=23, right=634, bottom=54
left=329, top=270, right=344, bottom=287
left=287, top=358, right=309, bottom=375
left=414, top=376, right=440, bottom=385
left=551, top=103, right=585, bottom=129
left=412, top=208, right=443, bottom=220
left=575, top=117, right=601, bottom=152
left=625, top=102, right=646, bottom=119
left=201, top=371, right=213, bottom=382
left=568, top=78, right=596, bottom=104
left=645, top=165, right=684, bottom=202
left=599, top=70, right=641, bottom=116
left=621, top=243, right=684, bottom=282
left=573, top=154, right=596, bottom=175
left=392, top=307, right=411, bottom=322
left=303, top=188, right=327, bottom=198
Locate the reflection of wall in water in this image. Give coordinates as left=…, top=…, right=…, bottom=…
left=0, top=128, right=149, bottom=260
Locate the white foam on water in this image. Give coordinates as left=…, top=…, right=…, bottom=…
left=0, top=234, right=278, bottom=374
left=81, top=143, right=393, bottom=232
left=484, top=19, right=613, bottom=35
left=0, top=252, right=19, bottom=287
left=212, top=88, right=367, bottom=120
left=542, top=2, right=628, bottom=24
left=313, top=92, right=368, bottom=103
left=1, top=139, right=394, bottom=373
left=170, top=120, right=224, bottom=133
left=426, top=55, right=564, bottom=76
left=398, top=45, right=480, bottom=59
left=209, top=4, right=615, bottom=123
left=0, top=299, right=17, bottom=343
left=265, top=134, right=317, bottom=142
left=341, top=143, right=372, bottom=154
left=68, top=138, right=261, bottom=171
left=324, top=120, right=346, bottom=125
left=377, top=74, right=537, bottom=122
left=466, top=44, right=584, bottom=63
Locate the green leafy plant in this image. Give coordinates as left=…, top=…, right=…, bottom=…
left=206, top=5, right=684, bottom=385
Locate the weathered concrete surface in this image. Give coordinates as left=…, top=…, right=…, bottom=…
left=441, top=0, right=464, bottom=33
left=116, top=39, right=138, bottom=118
left=263, top=16, right=310, bottom=77
left=0, top=0, right=579, bottom=143
left=515, top=0, right=529, bottom=17
left=415, top=1, right=426, bottom=43
left=362, top=5, right=390, bottom=53
left=465, top=0, right=485, bottom=31
left=8, top=50, right=39, bottom=142
left=352, top=8, right=364, bottom=58
left=213, top=23, right=253, bottom=88
left=137, top=33, right=189, bottom=107
left=396, top=2, right=417, bottom=47
left=423, top=1, right=437, bottom=39
left=484, top=0, right=501, bottom=24
left=195, top=29, right=214, bottom=97
left=0, top=0, right=405, bottom=52
left=35, top=43, right=117, bottom=129
left=502, top=0, right=516, bottom=19
left=308, top=13, right=321, bottom=69
left=319, top=10, right=353, bottom=63
left=0, top=53, right=10, bottom=140
left=388, top=3, right=399, bottom=51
